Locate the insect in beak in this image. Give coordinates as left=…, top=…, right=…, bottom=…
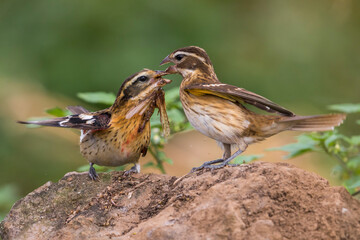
left=150, top=72, right=172, bottom=87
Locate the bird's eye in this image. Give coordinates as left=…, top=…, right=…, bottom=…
left=175, top=54, right=185, bottom=61
left=137, top=75, right=148, bottom=82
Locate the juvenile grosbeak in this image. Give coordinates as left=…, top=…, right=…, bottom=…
left=18, top=69, right=171, bottom=180
left=160, top=46, right=346, bottom=171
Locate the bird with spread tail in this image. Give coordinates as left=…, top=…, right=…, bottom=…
left=160, top=46, right=346, bottom=172
left=18, top=69, right=171, bottom=180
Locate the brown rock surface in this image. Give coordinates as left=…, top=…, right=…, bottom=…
left=1, top=162, right=360, bottom=240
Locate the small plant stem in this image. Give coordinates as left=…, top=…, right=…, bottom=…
left=322, top=144, right=354, bottom=177
left=148, top=146, right=166, bottom=174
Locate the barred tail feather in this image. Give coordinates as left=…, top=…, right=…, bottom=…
left=280, top=114, right=346, bottom=132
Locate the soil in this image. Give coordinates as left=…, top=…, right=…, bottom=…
left=1, top=162, right=360, bottom=240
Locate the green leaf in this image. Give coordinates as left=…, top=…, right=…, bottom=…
left=328, top=103, right=360, bottom=113
left=76, top=164, right=113, bottom=173
left=347, top=156, right=360, bottom=171
left=76, top=164, right=90, bottom=172
left=350, top=136, right=360, bottom=145
left=143, top=162, right=155, bottom=168
left=114, top=165, right=126, bottom=171
left=45, top=107, right=71, bottom=117
left=348, top=179, right=360, bottom=189
left=344, top=176, right=360, bottom=192
left=77, top=92, right=116, bottom=105
left=232, top=154, right=264, bottom=164
left=162, top=157, right=173, bottom=164
left=357, top=120, right=360, bottom=125
left=324, top=133, right=351, bottom=148
left=267, top=134, right=318, bottom=159
left=331, top=165, right=344, bottom=177
left=167, top=108, right=186, bottom=124
left=165, top=87, right=180, bottom=104
left=0, top=184, right=19, bottom=208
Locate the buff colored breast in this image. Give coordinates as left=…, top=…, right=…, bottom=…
left=180, top=91, right=250, bottom=145
left=79, top=114, right=150, bottom=167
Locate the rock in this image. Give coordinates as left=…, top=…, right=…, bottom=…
left=1, top=162, right=360, bottom=240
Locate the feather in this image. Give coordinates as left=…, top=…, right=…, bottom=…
left=18, top=109, right=111, bottom=130
left=184, top=83, right=295, bottom=116
left=67, top=106, right=90, bottom=114
left=280, top=114, right=346, bottom=131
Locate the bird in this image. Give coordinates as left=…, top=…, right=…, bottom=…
left=18, top=69, right=171, bottom=180
left=160, top=46, right=346, bottom=172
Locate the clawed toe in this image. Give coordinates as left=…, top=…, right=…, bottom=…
left=124, top=164, right=140, bottom=176
left=124, top=168, right=138, bottom=176
left=191, top=166, right=204, bottom=173
left=190, top=160, right=240, bottom=173
left=88, top=164, right=99, bottom=181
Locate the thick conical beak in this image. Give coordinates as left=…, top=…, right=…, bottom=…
left=160, top=55, right=171, bottom=65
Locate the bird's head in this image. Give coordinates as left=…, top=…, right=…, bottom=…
left=160, top=46, right=215, bottom=78
left=116, top=69, right=171, bottom=103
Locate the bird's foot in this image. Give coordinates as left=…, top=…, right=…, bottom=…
left=88, top=163, right=99, bottom=181
left=190, top=159, right=240, bottom=173
left=124, top=164, right=140, bottom=176
left=190, top=159, right=224, bottom=173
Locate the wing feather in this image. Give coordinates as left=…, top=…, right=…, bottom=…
left=18, top=109, right=111, bottom=130
left=184, top=83, right=295, bottom=116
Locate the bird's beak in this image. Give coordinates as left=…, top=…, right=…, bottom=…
left=155, top=70, right=169, bottom=77
left=164, top=65, right=178, bottom=74
left=152, top=70, right=172, bottom=87
left=160, top=55, right=171, bottom=65
left=160, top=55, right=178, bottom=74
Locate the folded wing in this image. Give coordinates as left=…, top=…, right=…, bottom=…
left=184, top=83, right=295, bottom=116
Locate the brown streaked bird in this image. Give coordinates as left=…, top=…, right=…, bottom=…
left=160, top=46, right=346, bottom=171
left=18, top=69, right=171, bottom=180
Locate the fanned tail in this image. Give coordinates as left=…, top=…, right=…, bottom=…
left=280, top=114, right=346, bottom=131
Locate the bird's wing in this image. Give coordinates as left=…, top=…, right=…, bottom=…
left=18, top=109, right=111, bottom=130
left=67, top=105, right=90, bottom=114
left=60, top=109, right=112, bottom=130
left=184, top=83, right=295, bottom=116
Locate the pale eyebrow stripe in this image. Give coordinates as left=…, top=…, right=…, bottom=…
left=175, top=51, right=206, bottom=63
left=123, top=71, right=148, bottom=89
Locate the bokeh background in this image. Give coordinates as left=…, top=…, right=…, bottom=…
left=0, top=0, right=359, bottom=218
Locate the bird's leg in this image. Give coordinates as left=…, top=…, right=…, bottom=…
left=190, top=143, right=231, bottom=172
left=222, top=143, right=231, bottom=159
left=88, top=163, right=99, bottom=181
left=124, top=163, right=140, bottom=175
left=191, top=144, right=246, bottom=172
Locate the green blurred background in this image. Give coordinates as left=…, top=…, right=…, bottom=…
left=0, top=0, right=359, bottom=218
